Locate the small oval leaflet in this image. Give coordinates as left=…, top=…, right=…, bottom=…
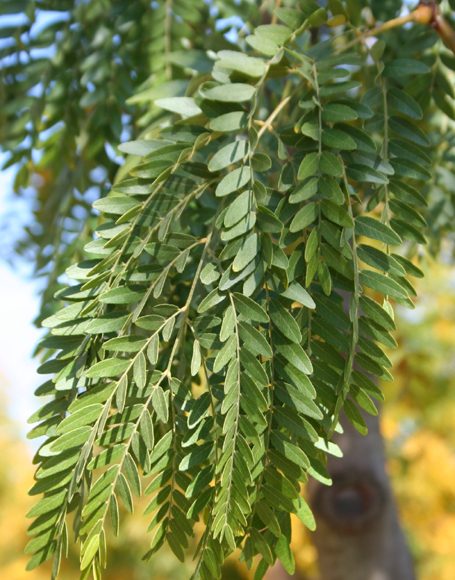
left=216, top=166, right=252, bottom=198
left=202, top=83, right=256, bottom=103
left=208, top=141, right=249, bottom=172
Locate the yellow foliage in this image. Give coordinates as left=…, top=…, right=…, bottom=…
left=381, top=260, right=455, bottom=580
left=0, top=398, right=50, bottom=580
left=291, top=515, right=318, bottom=575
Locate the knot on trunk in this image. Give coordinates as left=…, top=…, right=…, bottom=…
left=312, top=470, right=387, bottom=534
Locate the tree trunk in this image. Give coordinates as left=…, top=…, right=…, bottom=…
left=266, top=412, right=415, bottom=580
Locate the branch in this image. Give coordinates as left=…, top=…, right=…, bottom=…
left=257, top=96, right=291, bottom=139
left=342, top=2, right=455, bottom=56
left=432, top=12, right=455, bottom=55
left=415, top=1, right=455, bottom=55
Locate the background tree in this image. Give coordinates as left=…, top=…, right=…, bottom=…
left=1, top=1, right=455, bottom=579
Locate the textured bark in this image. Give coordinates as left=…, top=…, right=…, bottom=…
left=265, top=563, right=302, bottom=580
left=306, top=412, right=415, bottom=580
left=265, top=413, right=415, bottom=580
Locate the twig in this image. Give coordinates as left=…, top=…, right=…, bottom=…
left=433, top=12, right=455, bottom=55
left=271, top=0, right=281, bottom=25
left=257, top=96, right=291, bottom=139
left=340, top=2, right=455, bottom=56
left=341, top=12, right=422, bottom=52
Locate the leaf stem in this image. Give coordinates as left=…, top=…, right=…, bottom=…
left=339, top=5, right=434, bottom=53
left=257, top=96, right=291, bottom=140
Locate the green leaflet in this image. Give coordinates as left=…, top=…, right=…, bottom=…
left=81, top=535, right=100, bottom=570
left=297, top=153, right=319, bottom=181
left=246, top=34, right=278, bottom=56
left=239, top=322, right=273, bottom=358
left=321, top=200, right=353, bottom=228
left=355, top=216, right=402, bottom=246
left=179, top=442, right=213, bottom=471
left=270, top=432, right=310, bottom=469
left=255, top=24, right=291, bottom=44
left=347, top=164, right=388, bottom=184
left=216, top=167, right=252, bottom=197
left=50, top=427, right=92, bottom=453
left=269, top=301, right=302, bottom=343
left=360, top=270, right=410, bottom=301
left=152, top=386, right=169, bottom=423
left=322, top=103, right=359, bottom=123
left=392, top=254, right=424, bottom=278
left=213, top=335, right=236, bottom=373
left=56, top=405, right=102, bottom=435
left=191, top=339, right=202, bottom=376
left=198, top=289, right=226, bottom=313
left=202, top=83, right=256, bottom=103
left=245, top=23, right=291, bottom=56
left=209, top=111, right=248, bottom=132
left=208, top=141, right=249, bottom=172
left=99, top=287, right=143, bottom=305
left=294, top=496, right=316, bottom=531
left=233, top=293, right=269, bottom=323
left=215, top=50, right=267, bottom=78
left=282, top=282, right=316, bottom=309
left=86, top=315, right=129, bottom=335
left=357, top=245, right=405, bottom=276
left=289, top=177, right=318, bottom=203
left=389, top=117, right=430, bottom=147
left=289, top=203, right=318, bottom=232
left=155, top=97, right=203, bottom=117
left=133, top=352, right=147, bottom=389
left=276, top=341, right=313, bottom=375
left=301, top=121, right=319, bottom=140
left=388, top=88, right=423, bottom=120
left=383, top=58, right=430, bottom=78
left=103, top=336, right=147, bottom=352
left=224, top=190, right=254, bottom=227
left=359, top=296, right=395, bottom=331
left=220, top=306, right=235, bottom=341
left=232, top=233, right=259, bottom=272
left=322, top=128, right=357, bottom=150
left=200, top=263, right=220, bottom=285
left=93, top=196, right=141, bottom=216
left=319, top=151, right=343, bottom=177
left=86, top=358, right=130, bottom=379
left=220, top=212, right=256, bottom=241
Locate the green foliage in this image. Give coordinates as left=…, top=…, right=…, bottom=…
left=2, top=0, right=455, bottom=578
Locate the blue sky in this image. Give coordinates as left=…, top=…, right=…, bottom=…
left=0, top=163, right=42, bottom=441
left=0, top=9, right=66, bottom=442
